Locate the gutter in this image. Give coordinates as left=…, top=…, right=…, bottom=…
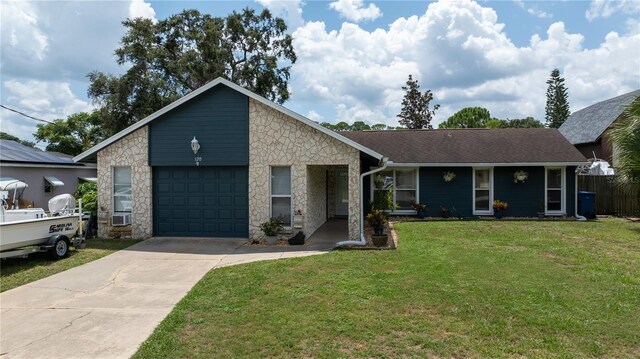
left=574, top=169, right=587, bottom=221
left=336, top=158, right=391, bottom=247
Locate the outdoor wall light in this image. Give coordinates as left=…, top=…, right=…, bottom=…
left=191, top=136, right=200, bottom=154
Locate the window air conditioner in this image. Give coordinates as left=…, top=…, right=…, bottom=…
left=111, top=213, right=131, bottom=226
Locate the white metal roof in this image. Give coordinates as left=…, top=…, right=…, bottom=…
left=74, top=78, right=383, bottom=162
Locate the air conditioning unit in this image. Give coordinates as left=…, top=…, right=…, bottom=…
left=111, top=213, right=131, bottom=226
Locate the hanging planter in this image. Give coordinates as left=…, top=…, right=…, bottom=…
left=442, top=171, right=456, bottom=182
left=513, top=170, right=528, bottom=183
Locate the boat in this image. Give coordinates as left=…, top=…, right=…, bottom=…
left=0, top=178, right=83, bottom=259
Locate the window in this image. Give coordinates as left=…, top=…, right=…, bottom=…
left=372, top=169, right=418, bottom=212
left=271, top=166, right=292, bottom=226
left=44, top=176, right=64, bottom=193
left=473, top=168, right=493, bottom=214
left=545, top=167, right=565, bottom=214
left=113, top=167, right=132, bottom=213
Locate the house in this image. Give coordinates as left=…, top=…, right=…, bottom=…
left=559, top=90, right=640, bottom=165
left=74, top=78, right=586, bottom=241
left=0, top=140, right=97, bottom=208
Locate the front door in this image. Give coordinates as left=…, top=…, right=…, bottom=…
left=335, top=169, right=349, bottom=217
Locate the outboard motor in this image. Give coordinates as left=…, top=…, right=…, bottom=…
left=48, top=194, right=76, bottom=216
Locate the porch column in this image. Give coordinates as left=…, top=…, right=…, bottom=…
left=347, top=161, right=361, bottom=241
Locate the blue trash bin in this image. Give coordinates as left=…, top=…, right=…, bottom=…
left=578, top=191, right=596, bottom=219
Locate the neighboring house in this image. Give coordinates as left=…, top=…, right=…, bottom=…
left=559, top=90, right=640, bottom=165
left=74, top=78, right=586, bottom=241
left=0, top=140, right=97, bottom=208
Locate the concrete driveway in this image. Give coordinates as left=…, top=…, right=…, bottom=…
left=0, top=237, right=335, bottom=358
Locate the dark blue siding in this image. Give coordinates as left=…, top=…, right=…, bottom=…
left=494, top=167, right=545, bottom=217
left=149, top=85, right=248, bottom=166
left=419, top=167, right=473, bottom=217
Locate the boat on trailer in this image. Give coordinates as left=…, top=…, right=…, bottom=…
left=0, top=179, right=84, bottom=259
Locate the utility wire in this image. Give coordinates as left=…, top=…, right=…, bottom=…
left=0, top=104, right=53, bottom=124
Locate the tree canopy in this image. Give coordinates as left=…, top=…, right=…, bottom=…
left=397, top=75, right=439, bottom=129
left=545, top=68, right=570, bottom=128
left=34, top=111, right=105, bottom=156
left=0, top=132, right=36, bottom=148
left=438, top=107, right=492, bottom=129
left=319, top=121, right=401, bottom=131
left=88, top=8, right=296, bottom=136
left=607, top=97, right=640, bottom=189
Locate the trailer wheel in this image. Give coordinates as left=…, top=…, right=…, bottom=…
left=50, top=236, right=70, bottom=259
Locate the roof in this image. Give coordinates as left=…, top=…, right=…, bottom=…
left=0, top=140, right=83, bottom=166
left=73, top=78, right=383, bottom=162
left=341, top=128, right=587, bottom=165
left=559, top=90, right=640, bottom=145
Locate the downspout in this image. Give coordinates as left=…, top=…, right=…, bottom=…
left=337, top=157, right=391, bottom=247
left=574, top=169, right=587, bottom=221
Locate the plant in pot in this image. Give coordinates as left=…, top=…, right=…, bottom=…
left=411, top=201, right=428, bottom=219
left=366, top=209, right=388, bottom=247
left=493, top=200, right=508, bottom=219
left=260, top=217, right=283, bottom=245
left=440, top=205, right=451, bottom=219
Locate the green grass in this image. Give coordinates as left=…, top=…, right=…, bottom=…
left=1, top=238, right=141, bottom=292
left=135, top=218, right=640, bottom=358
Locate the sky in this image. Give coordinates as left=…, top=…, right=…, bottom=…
left=1, top=0, right=639, bottom=146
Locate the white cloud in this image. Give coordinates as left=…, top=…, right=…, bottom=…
left=306, top=110, right=323, bottom=122
left=1, top=80, right=93, bottom=142
left=586, top=0, right=640, bottom=21
left=129, top=0, right=156, bottom=21
left=1, top=1, right=49, bottom=61
left=329, top=0, right=382, bottom=22
left=291, top=0, right=640, bottom=127
left=255, top=0, right=304, bottom=30
left=527, top=8, right=552, bottom=19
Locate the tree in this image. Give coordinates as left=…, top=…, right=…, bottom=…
left=350, top=121, right=371, bottom=131
left=88, top=8, right=296, bottom=136
left=397, top=75, right=439, bottom=129
left=0, top=132, right=36, bottom=148
left=370, top=123, right=387, bottom=130
left=607, top=97, right=640, bottom=189
left=438, top=107, right=492, bottom=129
left=499, top=117, right=545, bottom=128
left=545, top=68, right=570, bottom=128
left=34, top=112, right=105, bottom=156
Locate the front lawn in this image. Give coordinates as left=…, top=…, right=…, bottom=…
left=1, top=238, right=141, bottom=292
left=135, top=219, right=639, bottom=358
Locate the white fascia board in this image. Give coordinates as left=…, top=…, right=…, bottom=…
left=74, top=78, right=384, bottom=162
left=386, top=162, right=587, bottom=167
left=1, top=162, right=93, bottom=169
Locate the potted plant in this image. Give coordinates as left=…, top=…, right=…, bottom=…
left=442, top=171, right=456, bottom=182
left=366, top=209, right=388, bottom=247
left=493, top=200, right=508, bottom=219
left=260, top=217, right=283, bottom=245
left=411, top=201, right=428, bottom=219
left=440, top=205, right=451, bottom=219
left=513, top=170, right=528, bottom=183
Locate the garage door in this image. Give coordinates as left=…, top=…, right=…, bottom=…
left=153, top=167, right=248, bottom=237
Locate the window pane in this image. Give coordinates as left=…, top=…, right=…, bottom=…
left=114, top=196, right=132, bottom=212
left=114, top=167, right=131, bottom=186
left=475, top=189, right=490, bottom=210
left=396, top=190, right=416, bottom=210
left=271, top=197, right=291, bottom=225
left=547, top=190, right=562, bottom=211
left=475, top=169, right=490, bottom=189
left=396, top=169, right=416, bottom=189
left=547, top=169, right=562, bottom=188
left=271, top=167, right=291, bottom=195
left=373, top=171, right=394, bottom=190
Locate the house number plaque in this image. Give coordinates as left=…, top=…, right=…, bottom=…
left=194, top=156, right=202, bottom=166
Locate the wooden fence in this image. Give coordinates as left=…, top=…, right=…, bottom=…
left=578, top=175, right=640, bottom=216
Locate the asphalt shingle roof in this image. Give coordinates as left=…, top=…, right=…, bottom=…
left=0, top=140, right=81, bottom=165
left=558, top=90, right=640, bottom=145
left=341, top=128, right=587, bottom=164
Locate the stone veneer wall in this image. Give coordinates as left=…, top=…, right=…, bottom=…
left=327, top=168, right=337, bottom=218
left=248, top=99, right=361, bottom=241
left=306, top=166, right=327, bottom=237
left=97, top=126, right=152, bottom=238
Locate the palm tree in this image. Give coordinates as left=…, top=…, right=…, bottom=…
left=608, top=97, right=640, bottom=189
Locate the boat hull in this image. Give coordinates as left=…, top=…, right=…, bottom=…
left=0, top=215, right=80, bottom=252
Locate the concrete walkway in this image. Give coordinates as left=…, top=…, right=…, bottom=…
left=0, top=237, right=336, bottom=359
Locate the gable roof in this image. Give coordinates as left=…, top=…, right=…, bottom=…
left=559, top=90, right=640, bottom=145
left=73, top=78, right=383, bottom=162
left=341, top=128, right=586, bottom=165
left=0, top=140, right=84, bottom=166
